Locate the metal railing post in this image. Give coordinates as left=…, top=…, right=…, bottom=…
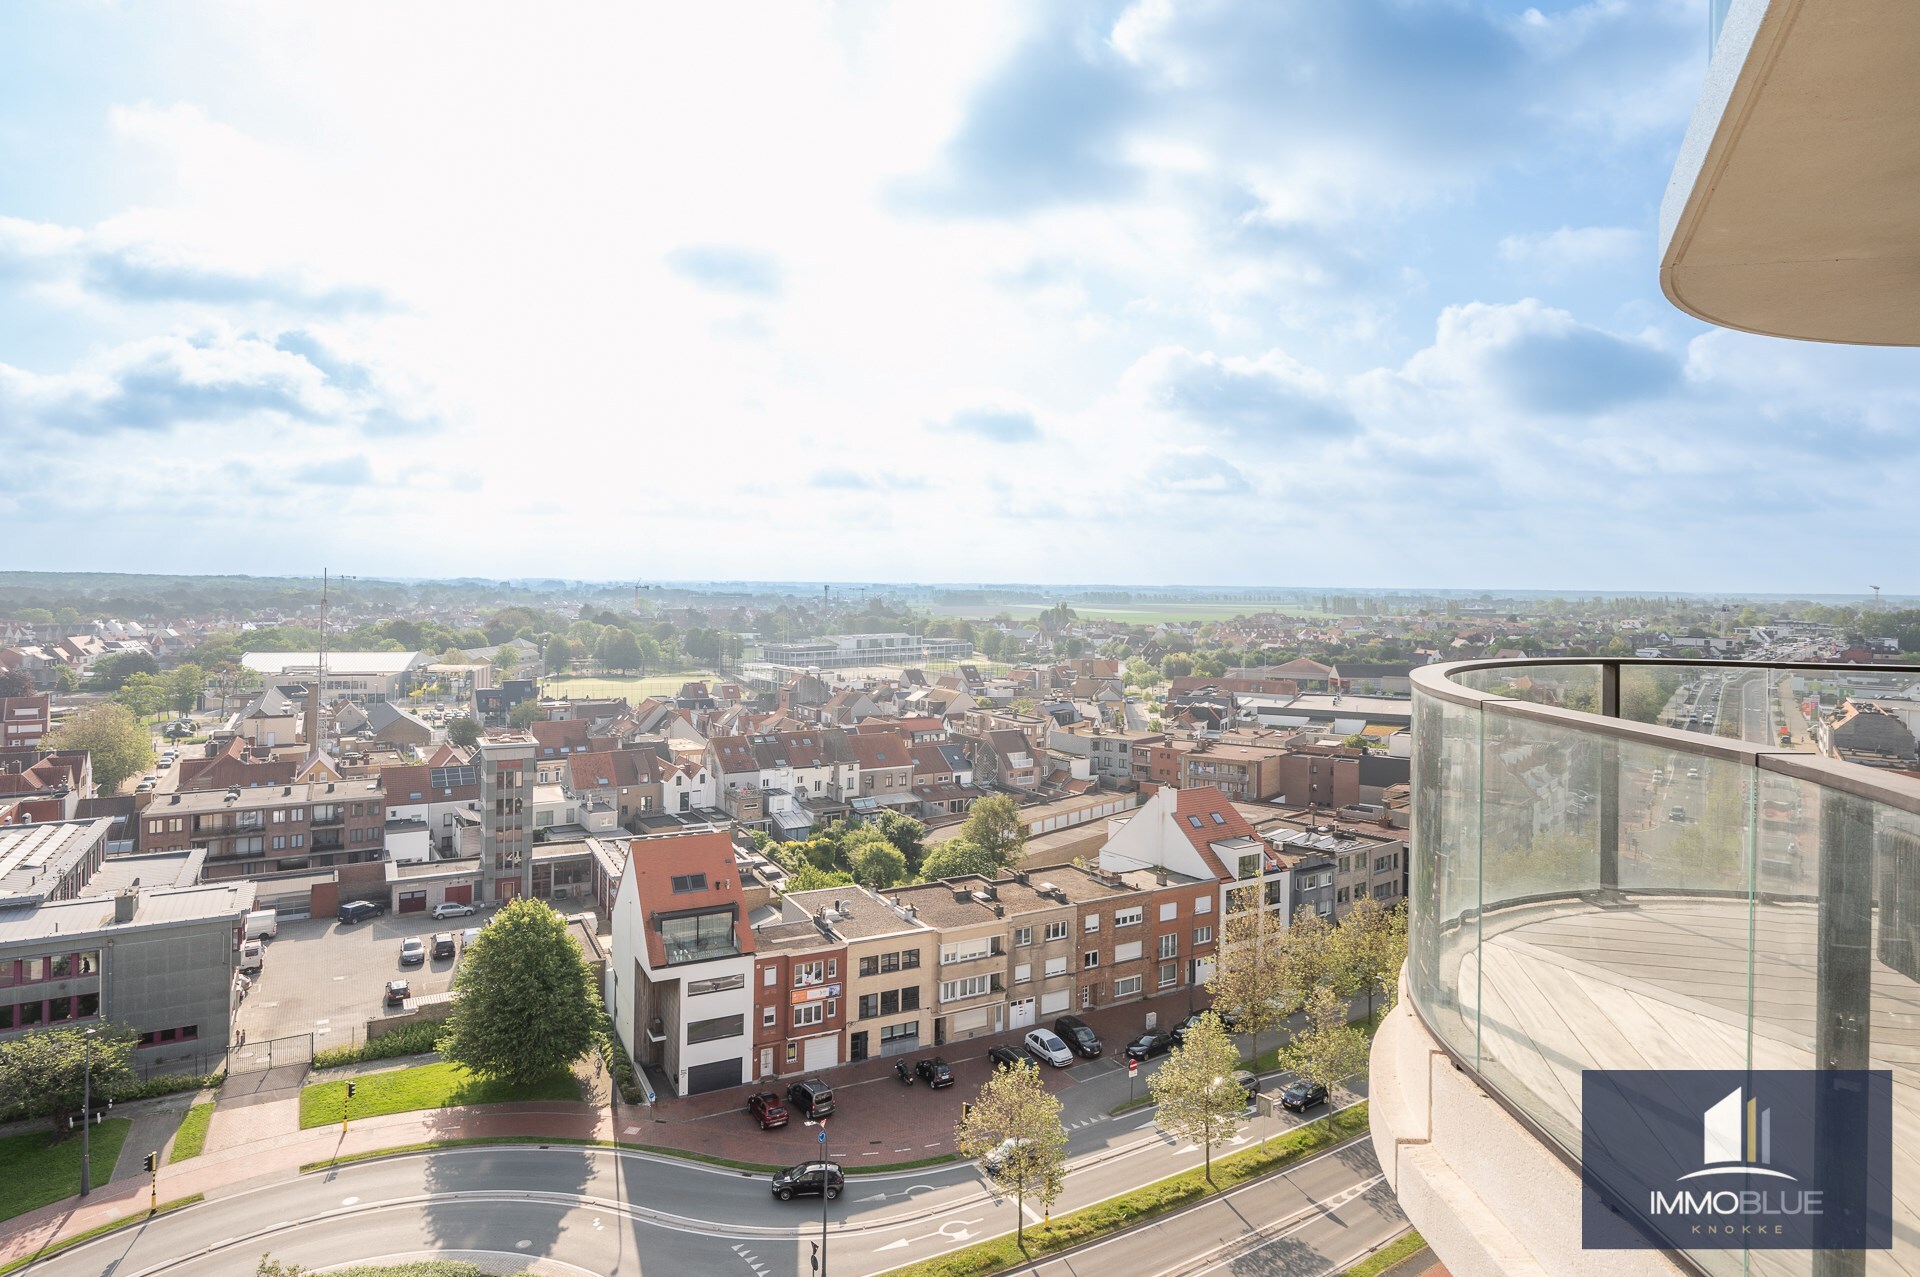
left=1597, top=663, right=1621, bottom=900
left=1813, top=790, right=1873, bottom=1277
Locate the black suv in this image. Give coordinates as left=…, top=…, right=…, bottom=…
left=772, top=1160, right=843, bottom=1201
left=1279, top=1080, right=1329, bottom=1112
left=1124, top=1029, right=1176, bottom=1061
left=914, top=1056, right=954, bottom=1088
left=786, top=1078, right=834, bottom=1119
left=1052, top=1016, right=1102, bottom=1058
left=337, top=900, right=388, bottom=925
left=986, top=1044, right=1024, bottom=1071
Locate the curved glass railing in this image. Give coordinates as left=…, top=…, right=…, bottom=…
left=1410, top=658, right=1920, bottom=1276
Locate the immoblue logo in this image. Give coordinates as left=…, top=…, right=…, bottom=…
left=1582, top=1070, right=1891, bottom=1251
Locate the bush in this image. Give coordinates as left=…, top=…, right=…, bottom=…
left=312, top=1020, right=448, bottom=1070
left=594, top=1007, right=647, bottom=1104
left=114, top=1072, right=223, bottom=1102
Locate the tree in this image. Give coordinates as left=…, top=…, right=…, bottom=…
left=918, top=838, right=999, bottom=882
left=0, top=1023, right=138, bottom=1130
left=872, top=810, right=927, bottom=870
left=1147, top=1012, right=1244, bottom=1182
left=1274, top=905, right=1341, bottom=1020
left=1207, top=898, right=1289, bottom=1070
left=115, top=671, right=167, bottom=722
left=1010, top=697, right=1037, bottom=716
left=165, top=663, right=205, bottom=717
left=1279, top=985, right=1372, bottom=1102
left=1333, top=898, right=1408, bottom=1023
left=442, top=898, right=598, bottom=1084
left=46, top=703, right=152, bottom=793
left=545, top=634, right=574, bottom=674
left=84, top=651, right=158, bottom=692
left=782, top=861, right=856, bottom=893
left=954, top=1060, right=1067, bottom=1245
left=493, top=646, right=520, bottom=675
left=0, top=669, right=30, bottom=698
left=850, top=841, right=908, bottom=889
left=446, top=716, right=481, bottom=748
left=956, top=794, right=1026, bottom=872
left=598, top=628, right=644, bottom=674
left=509, top=698, right=543, bottom=729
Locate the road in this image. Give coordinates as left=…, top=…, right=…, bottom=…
left=24, top=1105, right=1398, bottom=1276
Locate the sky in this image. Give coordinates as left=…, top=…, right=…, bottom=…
left=0, top=0, right=1914, bottom=593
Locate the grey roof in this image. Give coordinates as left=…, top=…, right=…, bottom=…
left=0, top=880, right=255, bottom=943
left=0, top=818, right=113, bottom=902
left=242, top=652, right=427, bottom=676
left=86, top=851, right=205, bottom=894
left=783, top=886, right=928, bottom=940
left=365, top=701, right=429, bottom=733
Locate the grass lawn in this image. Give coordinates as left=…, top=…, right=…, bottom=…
left=1340, top=1231, right=1426, bottom=1277
left=0, top=1120, right=131, bottom=1223
left=299, top=1063, right=580, bottom=1130
left=168, top=1102, right=214, bottom=1163
left=540, top=672, right=720, bottom=701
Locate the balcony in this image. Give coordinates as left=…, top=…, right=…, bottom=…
left=1661, top=0, right=1920, bottom=344
left=1373, top=658, right=1920, bottom=1276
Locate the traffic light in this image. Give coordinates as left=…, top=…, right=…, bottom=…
left=810, top=1241, right=819, bottom=1273
left=346, top=1081, right=357, bottom=1099
left=961, top=1102, right=974, bottom=1121
left=143, top=1151, right=157, bottom=1173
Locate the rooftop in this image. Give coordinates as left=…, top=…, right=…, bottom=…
left=0, top=817, right=112, bottom=902
left=0, top=880, right=257, bottom=943
left=783, top=886, right=926, bottom=940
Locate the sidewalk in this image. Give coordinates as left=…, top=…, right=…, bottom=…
left=0, top=987, right=1236, bottom=1268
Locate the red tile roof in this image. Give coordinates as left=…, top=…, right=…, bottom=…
left=625, top=829, right=754, bottom=968
left=1172, top=786, right=1260, bottom=879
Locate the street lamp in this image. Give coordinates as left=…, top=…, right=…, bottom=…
left=79, top=1027, right=96, bottom=1197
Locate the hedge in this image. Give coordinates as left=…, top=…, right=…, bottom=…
left=0, top=1070, right=220, bottom=1124
left=312, top=1020, right=447, bottom=1070
left=594, top=1006, right=647, bottom=1104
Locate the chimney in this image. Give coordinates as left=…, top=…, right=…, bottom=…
left=952, top=887, right=970, bottom=903
left=113, top=889, right=137, bottom=924
left=1155, top=867, right=1168, bottom=886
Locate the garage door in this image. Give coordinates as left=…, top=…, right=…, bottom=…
left=686, top=1058, right=742, bottom=1095
left=1008, top=997, right=1035, bottom=1030
left=444, top=884, right=473, bottom=905
left=1040, top=990, right=1070, bottom=1015
left=949, top=1007, right=990, bottom=1036
left=398, top=890, right=428, bottom=914
left=802, top=1035, right=838, bottom=1073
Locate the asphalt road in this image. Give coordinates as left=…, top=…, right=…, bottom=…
left=25, top=1104, right=1396, bottom=1276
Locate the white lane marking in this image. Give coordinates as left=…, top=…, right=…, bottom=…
left=340, top=1196, right=359, bottom=1206
left=875, top=1217, right=983, bottom=1252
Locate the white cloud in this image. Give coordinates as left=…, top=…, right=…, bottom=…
left=1498, top=225, right=1640, bottom=279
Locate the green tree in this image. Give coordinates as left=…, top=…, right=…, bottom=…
left=442, top=899, right=598, bottom=1084
left=872, top=810, right=928, bottom=869
left=782, top=861, right=856, bottom=892
left=850, top=841, right=909, bottom=889
left=1275, top=904, right=1341, bottom=1019
left=956, top=794, right=1026, bottom=872
left=1146, top=1012, right=1244, bottom=1182
left=545, top=634, right=575, bottom=673
left=1010, top=697, right=1037, bottom=716
left=1333, top=898, right=1408, bottom=1023
left=1206, top=897, right=1289, bottom=1071
left=598, top=628, right=644, bottom=674
left=1279, top=985, right=1371, bottom=1102
left=509, top=698, right=543, bottom=729
left=446, top=716, right=481, bottom=749
left=113, top=671, right=167, bottom=722
left=46, top=703, right=153, bottom=793
left=953, top=1059, right=1067, bottom=1245
left=494, top=646, right=521, bottom=675
left=0, top=669, right=31, bottom=698
left=84, top=651, right=158, bottom=692
left=165, top=663, right=205, bottom=717
left=0, top=1023, right=139, bottom=1130
left=918, top=837, right=999, bottom=882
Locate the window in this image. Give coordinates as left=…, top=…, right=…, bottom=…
left=1084, top=914, right=1100, bottom=933
left=765, top=967, right=778, bottom=987
left=1115, top=906, right=1142, bottom=928
left=859, top=956, right=878, bottom=977
left=1044, top=956, right=1068, bottom=978
left=826, top=999, right=837, bottom=1020
left=1014, top=962, right=1032, bottom=984
left=1195, top=894, right=1212, bottom=915
left=827, top=959, right=837, bottom=979
left=1158, top=962, right=1178, bottom=989
left=1044, top=920, right=1068, bottom=942
left=794, top=1001, right=824, bottom=1027
left=686, top=1014, right=745, bottom=1044
left=670, top=873, right=708, bottom=894
left=689, top=973, right=745, bottom=996
left=880, top=952, right=899, bottom=974
left=1082, top=951, right=1100, bottom=969
left=1158, top=901, right=1178, bottom=922
left=940, top=937, right=997, bottom=965
left=1158, top=933, right=1178, bottom=959
left=941, top=974, right=994, bottom=1003
left=881, top=989, right=900, bottom=1017
left=1187, top=815, right=1203, bottom=829
left=1238, top=854, right=1262, bottom=880
left=1113, top=940, right=1143, bottom=963
left=787, top=1043, right=798, bottom=1063
left=901, top=986, right=920, bottom=1011
left=794, top=961, right=825, bottom=988
left=1115, top=976, right=1143, bottom=998
left=762, top=1006, right=777, bottom=1029
left=1337, top=887, right=1349, bottom=904
left=902, top=949, right=920, bottom=969
left=1014, top=926, right=1032, bottom=948
left=858, top=994, right=879, bottom=1019
left=880, top=1022, right=918, bottom=1044
left=1194, top=925, right=1213, bottom=946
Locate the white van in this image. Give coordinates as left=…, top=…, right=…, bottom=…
left=244, top=909, right=279, bottom=940
left=238, top=939, right=265, bottom=973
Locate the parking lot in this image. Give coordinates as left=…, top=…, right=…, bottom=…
left=234, top=904, right=491, bottom=1055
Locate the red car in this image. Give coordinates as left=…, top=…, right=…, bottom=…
left=747, top=1091, right=789, bottom=1130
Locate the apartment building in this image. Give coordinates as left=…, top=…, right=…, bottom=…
left=844, top=732, right=915, bottom=812
left=142, top=780, right=386, bottom=879
left=891, top=879, right=1011, bottom=1045
left=608, top=828, right=756, bottom=1095
left=381, top=762, right=482, bottom=855
left=1048, top=722, right=1164, bottom=785
left=1175, top=739, right=1288, bottom=801
left=1263, top=811, right=1405, bottom=918
left=782, top=886, right=932, bottom=1061
left=1273, top=745, right=1361, bottom=810
left=0, top=818, right=113, bottom=905
left=478, top=732, right=535, bottom=903
left=750, top=918, right=848, bottom=1077
left=0, top=694, right=51, bottom=749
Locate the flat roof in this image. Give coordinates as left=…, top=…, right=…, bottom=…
left=0, top=817, right=112, bottom=901
left=784, top=886, right=927, bottom=940
left=87, top=851, right=204, bottom=894
left=241, top=652, right=425, bottom=676
left=157, top=779, right=383, bottom=813
left=0, top=880, right=255, bottom=944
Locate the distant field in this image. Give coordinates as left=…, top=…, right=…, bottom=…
left=541, top=672, right=721, bottom=701
left=973, top=600, right=1334, bottom=625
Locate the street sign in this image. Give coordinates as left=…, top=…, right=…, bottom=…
left=818, top=1129, right=826, bottom=1144
left=1128, top=1058, right=1139, bottom=1078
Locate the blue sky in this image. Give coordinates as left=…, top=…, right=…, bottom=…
left=0, top=0, right=1913, bottom=592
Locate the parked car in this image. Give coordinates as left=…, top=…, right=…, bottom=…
left=1124, top=1030, right=1176, bottom=1061
left=771, top=1161, right=842, bottom=1202
left=982, top=1137, right=1032, bottom=1175
left=986, top=1044, right=1024, bottom=1071
left=1171, top=1012, right=1213, bottom=1044
left=914, top=1056, right=954, bottom=1088
left=1023, top=1028, right=1074, bottom=1068
left=1051, top=1016, right=1102, bottom=1058
left=1226, top=1070, right=1259, bottom=1109
left=1279, top=1080, right=1328, bottom=1112
left=384, top=979, right=411, bottom=1007
left=238, top=939, right=264, bottom=973
left=430, top=933, right=456, bottom=960
left=746, top=1092, right=789, bottom=1129
left=461, top=927, right=481, bottom=949
left=337, top=900, right=386, bottom=925
left=398, top=937, right=426, bottom=966
left=431, top=900, right=476, bottom=919
left=786, top=1078, right=834, bottom=1119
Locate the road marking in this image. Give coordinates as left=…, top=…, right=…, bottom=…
left=923, top=1142, right=941, bottom=1148
left=875, top=1217, right=982, bottom=1252
left=340, top=1196, right=359, bottom=1206
left=514, top=1239, right=531, bottom=1249
left=894, top=1147, right=911, bottom=1152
